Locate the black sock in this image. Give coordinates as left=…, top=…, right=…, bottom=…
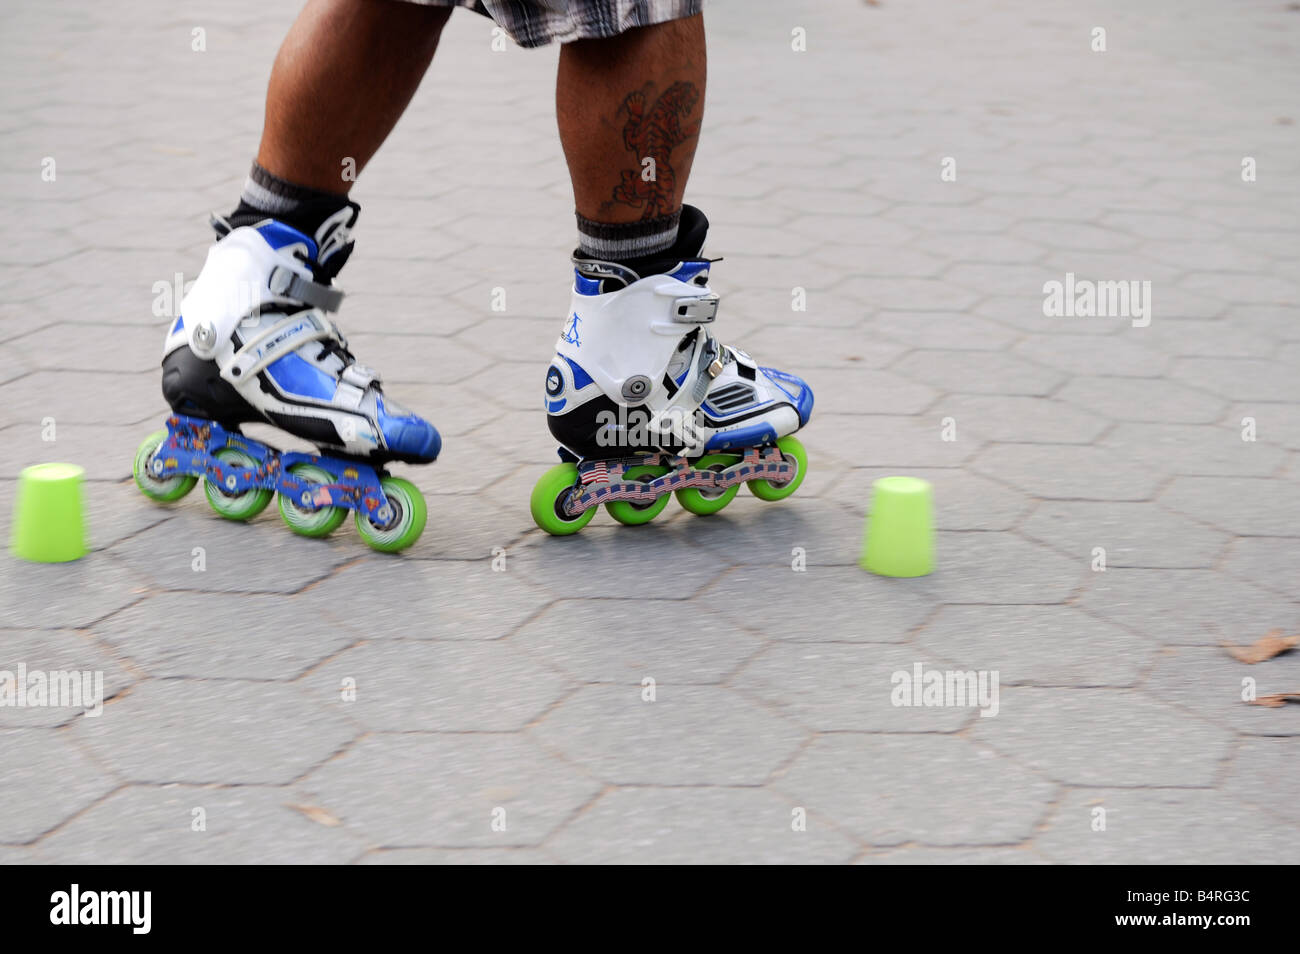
left=226, top=161, right=354, bottom=238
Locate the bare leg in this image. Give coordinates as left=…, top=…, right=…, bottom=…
left=556, top=14, right=706, bottom=224
left=256, top=0, right=451, bottom=193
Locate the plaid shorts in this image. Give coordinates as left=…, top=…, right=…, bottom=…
left=404, top=0, right=702, bottom=48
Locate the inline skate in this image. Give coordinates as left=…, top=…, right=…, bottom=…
left=133, top=206, right=439, bottom=553
left=531, top=206, right=813, bottom=536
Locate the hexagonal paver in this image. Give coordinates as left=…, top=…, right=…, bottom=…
left=0, top=553, right=147, bottom=629
left=1036, top=788, right=1300, bottom=864
left=1144, top=646, right=1300, bottom=737
left=1056, top=376, right=1225, bottom=424
left=700, top=565, right=936, bottom=641
left=840, top=467, right=1031, bottom=531
left=869, top=311, right=1019, bottom=352
left=734, top=643, right=976, bottom=731
left=1222, top=738, right=1300, bottom=826
left=1099, top=421, right=1285, bottom=477
left=301, top=733, right=600, bottom=847
left=801, top=415, right=979, bottom=469
left=0, top=628, right=134, bottom=727
left=934, top=394, right=1110, bottom=444
left=917, top=604, right=1154, bottom=687
left=891, top=350, right=1063, bottom=396
left=971, top=444, right=1164, bottom=500
left=547, top=787, right=858, bottom=864
left=1012, top=333, right=1169, bottom=377
left=1020, top=500, right=1229, bottom=568
left=1077, top=568, right=1298, bottom=646
left=107, top=518, right=353, bottom=594
left=775, top=734, right=1055, bottom=846
left=969, top=688, right=1234, bottom=786
left=919, top=531, right=1084, bottom=604
left=513, top=598, right=761, bottom=684
left=94, top=591, right=356, bottom=680
left=73, top=680, right=355, bottom=784
left=1223, top=536, right=1300, bottom=597
left=532, top=685, right=805, bottom=785
left=1160, top=475, right=1300, bottom=537
left=36, top=785, right=367, bottom=864
left=0, top=729, right=116, bottom=842
left=359, top=847, right=555, bottom=864
left=308, top=640, right=570, bottom=731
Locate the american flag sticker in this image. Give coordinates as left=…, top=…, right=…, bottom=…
left=581, top=462, right=609, bottom=485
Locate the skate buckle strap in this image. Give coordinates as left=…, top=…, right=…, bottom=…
left=671, top=294, right=718, bottom=324
left=223, top=311, right=339, bottom=383
left=646, top=332, right=721, bottom=446
left=268, top=265, right=345, bottom=313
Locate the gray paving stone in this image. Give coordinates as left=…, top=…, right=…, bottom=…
left=0, top=729, right=116, bottom=843
left=867, top=311, right=1019, bottom=352
left=891, top=350, right=1063, bottom=397
left=1012, top=333, right=1169, bottom=378
left=775, top=734, right=1055, bottom=847
left=918, top=531, right=1084, bottom=604
left=94, top=592, right=356, bottom=680
left=1056, top=376, right=1226, bottom=424
left=860, top=845, right=1048, bottom=864
left=734, top=643, right=974, bottom=732
left=934, top=394, right=1110, bottom=444
left=308, top=640, right=570, bottom=732
left=0, top=629, right=134, bottom=727
left=971, top=444, right=1164, bottom=501
left=1098, top=421, right=1285, bottom=478
left=805, top=367, right=938, bottom=415
left=0, top=553, right=147, bottom=629
left=359, top=847, right=555, bottom=864
left=302, top=733, right=600, bottom=847
left=917, top=604, right=1154, bottom=688
left=1077, top=568, right=1297, bottom=647
left=36, top=785, right=367, bottom=864
left=547, top=787, right=858, bottom=864
left=1159, top=475, right=1300, bottom=537
left=1145, top=646, right=1300, bottom=738
left=1036, top=788, right=1300, bottom=865
left=800, top=414, right=979, bottom=469
left=533, top=685, right=805, bottom=786
left=513, top=598, right=761, bottom=685
left=1223, top=536, right=1300, bottom=597
left=1020, top=500, right=1229, bottom=568
left=73, top=679, right=356, bottom=784
left=700, top=565, right=936, bottom=641
left=1222, top=738, right=1300, bottom=826
left=969, top=688, right=1234, bottom=786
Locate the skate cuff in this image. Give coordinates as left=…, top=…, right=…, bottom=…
left=269, top=266, right=345, bottom=313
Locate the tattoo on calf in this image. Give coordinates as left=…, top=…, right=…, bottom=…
left=606, top=80, right=700, bottom=219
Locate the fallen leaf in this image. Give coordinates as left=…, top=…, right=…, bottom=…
left=1247, top=692, right=1300, bottom=708
left=1223, top=629, right=1298, bottom=664
left=287, top=803, right=341, bottom=827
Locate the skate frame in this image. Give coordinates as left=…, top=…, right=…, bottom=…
left=562, top=446, right=796, bottom=516
left=147, top=414, right=399, bottom=526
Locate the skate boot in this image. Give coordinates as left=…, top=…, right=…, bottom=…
left=530, top=205, right=813, bottom=535
left=132, top=206, right=439, bottom=552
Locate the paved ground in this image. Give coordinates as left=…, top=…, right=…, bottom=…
left=1, top=0, right=1298, bottom=864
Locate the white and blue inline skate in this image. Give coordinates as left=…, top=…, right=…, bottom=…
left=132, top=207, right=439, bottom=552
left=531, top=206, right=813, bottom=535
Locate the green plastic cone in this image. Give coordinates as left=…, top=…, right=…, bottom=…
left=10, top=463, right=88, bottom=563
left=860, top=476, right=933, bottom=578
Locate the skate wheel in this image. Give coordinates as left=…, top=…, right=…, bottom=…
left=277, top=462, right=347, bottom=538
left=204, top=447, right=272, bottom=521
left=675, top=453, right=742, bottom=516
left=354, top=476, right=426, bottom=553
left=132, top=430, right=197, bottom=503
left=605, top=464, right=671, bottom=526
left=530, top=462, right=595, bottom=536
left=747, top=435, right=808, bottom=502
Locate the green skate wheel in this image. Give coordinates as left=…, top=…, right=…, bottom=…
left=747, top=435, right=808, bottom=502
left=354, top=476, right=426, bottom=553
left=203, top=447, right=273, bottom=521
left=605, top=464, right=671, bottom=526
left=675, top=453, right=742, bottom=516
left=277, top=462, right=347, bottom=538
left=133, top=430, right=197, bottom=503
left=530, top=462, right=596, bottom=536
